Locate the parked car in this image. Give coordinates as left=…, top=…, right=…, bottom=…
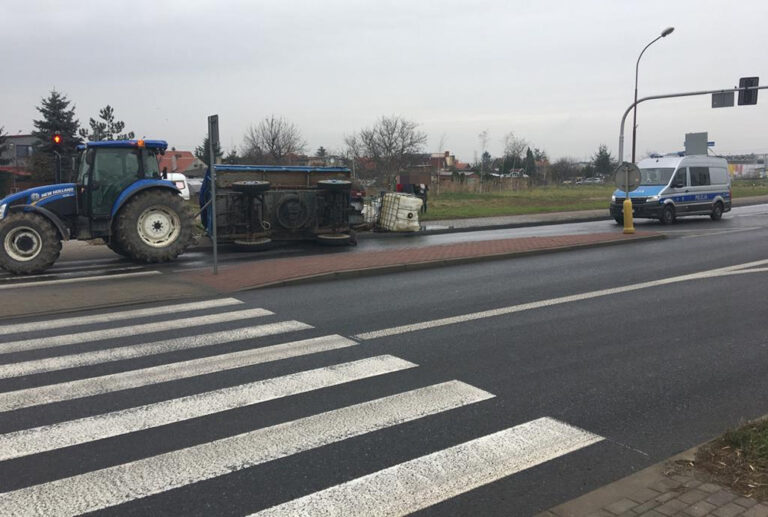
left=186, top=177, right=203, bottom=197
left=165, top=172, right=190, bottom=200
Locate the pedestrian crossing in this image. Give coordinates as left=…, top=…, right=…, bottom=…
left=0, top=297, right=605, bottom=516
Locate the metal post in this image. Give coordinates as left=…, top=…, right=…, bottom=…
left=208, top=115, right=219, bottom=275
left=53, top=151, right=61, bottom=184
left=632, top=27, right=674, bottom=164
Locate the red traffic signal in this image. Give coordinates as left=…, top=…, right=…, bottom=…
left=52, top=133, right=62, bottom=145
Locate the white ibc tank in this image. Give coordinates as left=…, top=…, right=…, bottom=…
left=378, top=193, right=422, bottom=232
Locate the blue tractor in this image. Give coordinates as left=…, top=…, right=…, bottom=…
left=0, top=140, right=194, bottom=274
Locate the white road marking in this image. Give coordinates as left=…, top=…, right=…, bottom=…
left=0, top=270, right=160, bottom=290
left=0, top=381, right=493, bottom=516
left=0, top=298, right=243, bottom=336
left=0, top=355, right=418, bottom=461
left=0, top=265, right=144, bottom=282
left=0, top=308, right=273, bottom=355
left=0, top=335, right=357, bottom=411
left=0, top=321, right=311, bottom=379
left=356, top=258, right=768, bottom=340
left=255, top=417, right=603, bottom=517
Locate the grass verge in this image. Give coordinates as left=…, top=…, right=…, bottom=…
left=694, top=419, right=768, bottom=500
left=420, top=182, right=768, bottom=221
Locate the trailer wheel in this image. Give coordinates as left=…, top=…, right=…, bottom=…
left=232, top=181, right=271, bottom=195
left=316, top=233, right=353, bottom=246
left=116, top=189, right=194, bottom=263
left=0, top=212, right=61, bottom=274
left=317, top=179, right=352, bottom=191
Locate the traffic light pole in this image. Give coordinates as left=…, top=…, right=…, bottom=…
left=53, top=151, right=61, bottom=184
left=618, top=83, right=767, bottom=234
left=618, top=84, right=767, bottom=165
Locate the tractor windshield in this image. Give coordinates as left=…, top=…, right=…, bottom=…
left=143, top=149, right=162, bottom=179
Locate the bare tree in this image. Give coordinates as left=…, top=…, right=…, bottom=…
left=550, top=158, right=581, bottom=184
left=502, top=131, right=528, bottom=174
left=353, top=115, right=427, bottom=187
left=242, top=115, right=306, bottom=164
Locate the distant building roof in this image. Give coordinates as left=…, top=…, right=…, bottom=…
left=158, top=150, right=204, bottom=174
left=0, top=166, right=32, bottom=177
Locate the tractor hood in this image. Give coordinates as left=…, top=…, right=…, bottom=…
left=0, top=184, right=77, bottom=218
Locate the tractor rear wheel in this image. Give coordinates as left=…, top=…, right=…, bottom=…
left=116, top=190, right=193, bottom=263
left=0, top=212, right=61, bottom=274
left=106, top=237, right=130, bottom=258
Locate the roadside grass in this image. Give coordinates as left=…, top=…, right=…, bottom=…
left=733, top=179, right=768, bottom=198
left=694, top=419, right=768, bottom=501
left=420, top=181, right=768, bottom=221
left=421, top=186, right=614, bottom=220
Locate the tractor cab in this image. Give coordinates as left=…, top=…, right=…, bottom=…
left=73, top=140, right=169, bottom=239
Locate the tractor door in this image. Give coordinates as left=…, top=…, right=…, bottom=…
left=83, top=147, right=142, bottom=237
left=88, top=147, right=142, bottom=217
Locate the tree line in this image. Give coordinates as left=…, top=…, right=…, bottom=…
left=3, top=89, right=617, bottom=186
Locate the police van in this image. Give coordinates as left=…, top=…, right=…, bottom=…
left=610, top=154, right=731, bottom=224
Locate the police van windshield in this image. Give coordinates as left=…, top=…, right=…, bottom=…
left=639, top=167, right=675, bottom=186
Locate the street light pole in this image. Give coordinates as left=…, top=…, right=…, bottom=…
left=631, top=27, right=674, bottom=164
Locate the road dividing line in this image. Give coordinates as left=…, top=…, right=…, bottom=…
left=0, top=335, right=357, bottom=411
left=0, top=298, right=244, bottom=336
left=0, top=381, right=493, bottom=516
left=0, top=355, right=419, bottom=461
left=0, top=321, right=312, bottom=380
left=255, top=417, right=603, bottom=517
left=0, top=308, right=274, bottom=355
left=355, top=257, right=768, bottom=340
left=0, top=270, right=161, bottom=290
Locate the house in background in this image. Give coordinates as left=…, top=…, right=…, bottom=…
left=158, top=149, right=207, bottom=178
left=0, top=134, right=39, bottom=196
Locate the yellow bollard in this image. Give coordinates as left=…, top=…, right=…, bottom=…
left=622, top=198, right=635, bottom=234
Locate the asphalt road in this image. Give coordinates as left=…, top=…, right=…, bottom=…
left=2, top=207, right=768, bottom=515
left=3, top=203, right=768, bottom=288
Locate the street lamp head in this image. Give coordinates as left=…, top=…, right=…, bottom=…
left=661, top=27, right=675, bottom=37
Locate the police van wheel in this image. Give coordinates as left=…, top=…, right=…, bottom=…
left=614, top=216, right=623, bottom=225
left=660, top=205, right=676, bottom=225
left=710, top=202, right=724, bottom=221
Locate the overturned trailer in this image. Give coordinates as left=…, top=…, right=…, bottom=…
left=199, top=164, right=356, bottom=248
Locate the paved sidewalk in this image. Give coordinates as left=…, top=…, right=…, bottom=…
left=186, top=231, right=662, bottom=292
left=539, top=447, right=768, bottom=517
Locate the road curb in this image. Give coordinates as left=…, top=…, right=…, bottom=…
left=236, top=233, right=666, bottom=291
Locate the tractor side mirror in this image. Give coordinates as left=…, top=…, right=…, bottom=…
left=85, top=149, right=95, bottom=165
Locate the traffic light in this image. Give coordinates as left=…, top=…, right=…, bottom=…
left=52, top=132, right=62, bottom=145
left=738, top=77, right=759, bottom=105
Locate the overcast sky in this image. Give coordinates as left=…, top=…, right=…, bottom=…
left=2, top=0, right=767, bottom=163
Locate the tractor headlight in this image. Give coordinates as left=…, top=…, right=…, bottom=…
left=0, top=204, right=6, bottom=221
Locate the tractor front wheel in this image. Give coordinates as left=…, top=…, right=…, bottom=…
left=0, top=212, right=61, bottom=274
left=116, top=190, right=193, bottom=263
